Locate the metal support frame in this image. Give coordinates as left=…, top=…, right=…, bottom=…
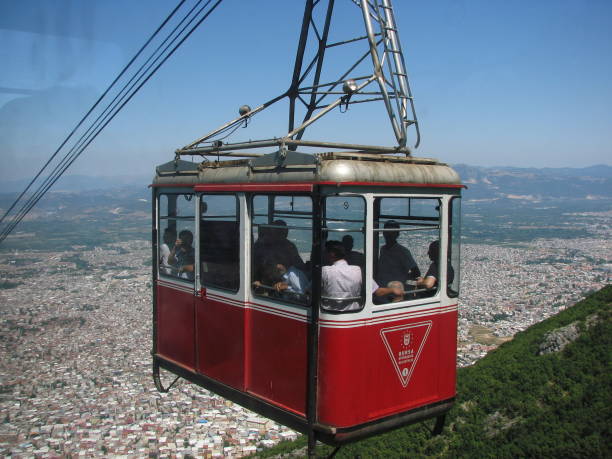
left=307, top=188, right=323, bottom=457
left=176, top=0, right=419, bottom=159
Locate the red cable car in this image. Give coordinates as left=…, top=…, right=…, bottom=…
left=151, top=0, right=463, bottom=452
left=151, top=150, right=462, bottom=447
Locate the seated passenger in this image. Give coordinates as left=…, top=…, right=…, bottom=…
left=416, top=240, right=454, bottom=291
left=159, top=228, right=176, bottom=275
left=168, top=229, right=195, bottom=281
left=373, top=280, right=405, bottom=304
left=321, top=241, right=362, bottom=312
left=269, top=220, right=306, bottom=272
left=252, top=224, right=272, bottom=282
left=342, top=235, right=365, bottom=270
left=376, top=220, right=420, bottom=287
left=275, top=262, right=310, bottom=300
left=253, top=258, right=310, bottom=300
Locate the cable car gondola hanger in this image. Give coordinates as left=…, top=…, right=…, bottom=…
left=175, top=0, right=420, bottom=162
left=152, top=1, right=463, bottom=457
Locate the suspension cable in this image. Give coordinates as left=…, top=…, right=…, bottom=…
left=0, top=0, right=211, bottom=241
left=0, top=0, right=225, bottom=244
left=0, top=0, right=187, bottom=228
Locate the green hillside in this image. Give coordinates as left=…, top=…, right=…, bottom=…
left=258, top=285, right=612, bottom=458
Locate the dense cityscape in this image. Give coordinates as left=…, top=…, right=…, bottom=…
left=0, top=223, right=610, bottom=457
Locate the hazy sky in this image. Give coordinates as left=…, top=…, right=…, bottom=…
left=1, top=0, right=611, bottom=182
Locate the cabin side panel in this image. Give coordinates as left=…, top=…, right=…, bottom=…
left=317, top=306, right=457, bottom=428
left=367, top=308, right=457, bottom=421
left=317, top=324, right=370, bottom=427
left=196, top=295, right=245, bottom=390
left=246, top=306, right=308, bottom=416
left=156, top=283, right=196, bottom=370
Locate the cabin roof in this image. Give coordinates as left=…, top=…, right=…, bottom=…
left=153, top=151, right=461, bottom=187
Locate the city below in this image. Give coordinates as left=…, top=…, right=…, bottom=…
left=0, top=226, right=610, bottom=457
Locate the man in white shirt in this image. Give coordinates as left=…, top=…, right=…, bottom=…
left=321, top=241, right=363, bottom=312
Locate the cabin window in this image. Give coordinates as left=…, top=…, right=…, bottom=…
left=158, top=193, right=196, bottom=282
left=251, top=195, right=313, bottom=306
left=200, top=194, right=240, bottom=292
left=373, top=197, right=441, bottom=302
left=448, top=197, right=461, bottom=298
left=320, top=196, right=366, bottom=312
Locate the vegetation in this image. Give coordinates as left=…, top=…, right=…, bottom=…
left=60, top=254, right=93, bottom=271
left=0, top=280, right=21, bottom=289
left=257, top=286, right=612, bottom=458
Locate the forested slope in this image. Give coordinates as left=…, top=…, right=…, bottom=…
left=258, top=286, right=612, bottom=458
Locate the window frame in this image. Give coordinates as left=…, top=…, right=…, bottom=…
left=157, top=191, right=197, bottom=284
left=369, top=194, right=444, bottom=308
left=249, top=193, right=314, bottom=308
left=447, top=196, right=461, bottom=298
left=199, top=193, right=241, bottom=293
left=320, top=193, right=368, bottom=314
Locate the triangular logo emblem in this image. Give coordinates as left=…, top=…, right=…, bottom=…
left=380, top=321, right=432, bottom=388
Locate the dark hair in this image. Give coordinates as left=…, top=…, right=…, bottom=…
left=272, top=219, right=288, bottom=238
left=325, top=240, right=346, bottom=260
left=341, top=234, right=354, bottom=250
left=428, top=240, right=440, bottom=260
left=163, top=228, right=176, bottom=245
left=179, top=229, right=193, bottom=246
left=384, top=220, right=400, bottom=230
left=261, top=263, right=282, bottom=285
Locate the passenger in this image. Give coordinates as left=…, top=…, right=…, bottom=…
left=252, top=224, right=272, bottom=282
left=376, top=220, right=420, bottom=287
left=416, top=240, right=454, bottom=290
left=321, top=241, right=362, bottom=312
left=342, top=235, right=365, bottom=269
left=373, top=280, right=405, bottom=303
left=253, top=220, right=306, bottom=283
left=253, top=261, right=311, bottom=302
left=168, top=229, right=195, bottom=281
left=159, top=228, right=176, bottom=274
left=274, top=262, right=310, bottom=299
left=269, top=220, right=306, bottom=272
left=252, top=262, right=278, bottom=295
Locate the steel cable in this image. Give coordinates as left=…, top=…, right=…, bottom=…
left=0, top=0, right=225, bottom=244
left=0, top=0, right=210, bottom=241
left=0, top=0, right=187, bottom=228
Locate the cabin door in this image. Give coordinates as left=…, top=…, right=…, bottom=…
left=155, top=191, right=197, bottom=370
left=195, top=193, right=245, bottom=389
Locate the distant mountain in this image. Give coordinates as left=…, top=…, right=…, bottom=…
left=259, top=286, right=612, bottom=458
left=0, top=174, right=152, bottom=193
left=2, top=164, right=611, bottom=198
left=453, top=164, right=612, bottom=201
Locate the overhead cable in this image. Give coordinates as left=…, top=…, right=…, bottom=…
left=0, top=0, right=225, bottom=244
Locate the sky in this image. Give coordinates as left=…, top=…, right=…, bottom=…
left=1, top=0, right=611, bottom=183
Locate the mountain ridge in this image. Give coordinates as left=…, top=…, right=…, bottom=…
left=1, top=164, right=611, bottom=194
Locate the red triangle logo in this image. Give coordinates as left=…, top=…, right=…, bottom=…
left=380, top=321, right=432, bottom=388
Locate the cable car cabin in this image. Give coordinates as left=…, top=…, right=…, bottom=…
left=151, top=150, right=462, bottom=445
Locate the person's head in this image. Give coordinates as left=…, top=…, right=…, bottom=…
left=257, top=224, right=270, bottom=242
left=325, top=240, right=346, bottom=263
left=272, top=220, right=288, bottom=239
left=178, top=229, right=193, bottom=247
left=261, top=262, right=283, bottom=285
left=383, top=220, right=400, bottom=245
left=163, top=228, right=176, bottom=246
left=341, top=235, right=354, bottom=252
left=427, top=240, right=440, bottom=261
